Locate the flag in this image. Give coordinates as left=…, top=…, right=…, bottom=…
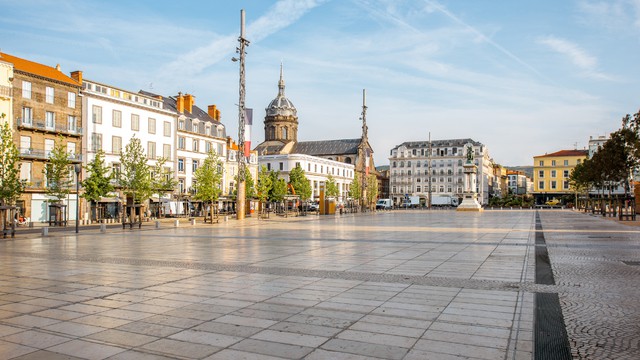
left=244, top=108, right=252, bottom=158
left=365, top=148, right=370, bottom=176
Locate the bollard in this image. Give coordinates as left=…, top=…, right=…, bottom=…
left=190, top=218, right=196, bottom=226
left=42, top=227, right=48, bottom=236
left=100, top=224, right=106, bottom=233
left=155, top=220, right=160, bottom=229
left=224, top=215, right=228, bottom=222
left=174, top=220, right=179, bottom=227
left=28, top=222, right=34, bottom=228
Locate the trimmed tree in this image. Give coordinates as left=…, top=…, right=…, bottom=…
left=0, top=121, right=24, bottom=206
left=256, top=165, right=272, bottom=205
left=325, top=174, right=339, bottom=198
left=288, top=165, right=312, bottom=201
left=348, top=172, right=361, bottom=202
left=271, top=178, right=287, bottom=203
left=119, top=136, right=152, bottom=204
left=44, top=135, right=73, bottom=203
left=366, top=173, right=379, bottom=208
left=193, top=150, right=223, bottom=218
left=152, top=157, right=178, bottom=199
left=81, top=150, right=114, bottom=220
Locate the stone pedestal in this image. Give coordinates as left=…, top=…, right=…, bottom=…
left=457, top=192, right=483, bottom=211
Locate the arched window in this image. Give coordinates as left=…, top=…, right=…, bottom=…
left=269, top=127, right=275, bottom=139
left=282, top=127, right=288, bottom=139
left=407, top=161, right=412, bottom=167
left=400, top=161, right=404, bottom=167
left=346, top=157, right=352, bottom=164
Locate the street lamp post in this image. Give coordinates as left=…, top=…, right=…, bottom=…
left=74, top=163, right=81, bottom=233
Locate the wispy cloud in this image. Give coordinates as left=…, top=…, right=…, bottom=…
left=577, top=0, right=640, bottom=30
left=537, top=36, right=612, bottom=80
left=162, top=0, right=327, bottom=77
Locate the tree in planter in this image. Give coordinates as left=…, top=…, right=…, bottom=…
left=119, top=137, right=152, bottom=205
left=193, top=150, right=223, bottom=219
left=348, top=172, right=361, bottom=207
left=288, top=165, right=312, bottom=201
left=0, top=121, right=25, bottom=206
left=256, top=165, right=272, bottom=212
left=44, top=135, right=73, bottom=203
left=325, top=174, right=339, bottom=198
left=81, top=150, right=114, bottom=220
left=366, top=173, right=378, bottom=209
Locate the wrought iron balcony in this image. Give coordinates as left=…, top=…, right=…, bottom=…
left=16, top=117, right=82, bottom=136
left=18, top=147, right=82, bottom=162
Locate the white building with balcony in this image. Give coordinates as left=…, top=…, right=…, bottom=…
left=388, top=139, right=493, bottom=206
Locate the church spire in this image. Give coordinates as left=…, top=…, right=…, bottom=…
left=278, top=61, right=285, bottom=97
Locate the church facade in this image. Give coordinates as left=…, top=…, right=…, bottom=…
left=254, top=65, right=376, bottom=203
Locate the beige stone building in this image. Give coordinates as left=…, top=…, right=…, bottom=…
left=0, top=56, right=13, bottom=127
left=1, top=52, right=82, bottom=222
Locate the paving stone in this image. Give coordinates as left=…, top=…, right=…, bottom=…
left=321, top=338, right=408, bottom=360
left=47, top=339, right=126, bottom=359
left=140, top=338, right=220, bottom=359
left=231, top=338, right=314, bottom=359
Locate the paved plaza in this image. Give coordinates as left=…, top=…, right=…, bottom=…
left=0, top=210, right=638, bottom=359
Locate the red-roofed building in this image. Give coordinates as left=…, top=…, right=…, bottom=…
left=1, top=52, right=82, bottom=222
left=533, top=149, right=588, bottom=205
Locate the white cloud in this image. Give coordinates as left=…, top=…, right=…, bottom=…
left=577, top=0, right=640, bottom=30
left=537, top=36, right=613, bottom=80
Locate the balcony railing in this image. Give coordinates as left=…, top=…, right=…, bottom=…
left=0, top=85, right=11, bottom=98
left=18, top=147, right=82, bottom=162
left=16, top=117, right=82, bottom=136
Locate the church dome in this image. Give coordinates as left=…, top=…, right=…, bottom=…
left=266, top=63, right=297, bottom=117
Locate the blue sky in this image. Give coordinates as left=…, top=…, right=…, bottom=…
left=1, top=0, right=639, bottom=167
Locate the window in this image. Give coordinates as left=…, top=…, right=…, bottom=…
left=538, top=170, right=544, bottom=178
left=563, top=181, right=570, bottom=190
left=178, top=120, right=185, bottom=130
left=279, top=162, right=284, bottom=171
left=67, top=115, right=77, bottom=132
left=148, top=118, right=156, bottom=134
left=45, top=111, right=55, bottom=129
left=45, top=139, right=54, bottom=158
left=178, top=136, right=185, bottom=150
left=267, top=163, right=271, bottom=171
left=178, top=158, right=185, bottom=172
left=109, top=110, right=121, bottom=128
left=192, top=159, right=199, bottom=173
left=539, top=160, right=544, bottom=166
left=193, top=139, right=199, bottom=152
left=21, top=162, right=31, bottom=183
left=551, top=170, right=556, bottom=178
left=66, top=92, right=76, bottom=108
left=163, top=144, right=171, bottom=160
left=564, top=160, right=569, bottom=166
left=164, top=121, right=171, bottom=137
left=205, top=141, right=211, bottom=153
left=112, top=136, right=122, bottom=154
left=45, top=87, right=54, bottom=104
left=92, top=105, right=102, bottom=124
left=131, top=114, right=140, bottom=131
left=416, top=186, right=421, bottom=192
left=179, top=179, right=185, bottom=193
left=539, top=181, right=544, bottom=190
left=21, top=107, right=32, bottom=125
left=111, top=163, right=121, bottom=178
left=20, top=136, right=31, bottom=154
left=563, top=170, right=569, bottom=178
left=22, top=81, right=31, bottom=99
left=147, top=141, right=156, bottom=159
left=91, top=133, right=102, bottom=152
left=551, top=181, right=557, bottom=189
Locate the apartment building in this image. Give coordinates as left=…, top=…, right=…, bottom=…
left=533, top=149, right=588, bottom=204
left=79, top=75, right=176, bottom=219
left=0, top=56, right=13, bottom=127
left=388, top=138, right=493, bottom=206
left=507, top=170, right=529, bottom=195
left=1, top=52, right=82, bottom=222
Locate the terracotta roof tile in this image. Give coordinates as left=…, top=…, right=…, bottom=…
left=535, top=149, right=588, bottom=158
left=0, top=52, right=79, bottom=87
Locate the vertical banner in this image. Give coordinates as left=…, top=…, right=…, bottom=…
left=244, top=108, right=253, bottom=158
left=365, top=148, right=370, bottom=176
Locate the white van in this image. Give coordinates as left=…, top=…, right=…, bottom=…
left=376, top=199, right=393, bottom=210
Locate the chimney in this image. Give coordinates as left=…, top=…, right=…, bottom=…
left=176, top=92, right=184, bottom=113
left=215, top=109, right=221, bottom=121
left=55, top=64, right=61, bottom=71
left=207, top=105, right=217, bottom=119
left=70, top=70, right=83, bottom=85
left=184, top=93, right=195, bottom=113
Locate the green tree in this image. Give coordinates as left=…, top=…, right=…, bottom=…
left=44, top=135, right=73, bottom=202
left=0, top=121, right=24, bottom=206
left=119, top=136, right=152, bottom=204
left=268, top=170, right=281, bottom=201
left=235, top=169, right=256, bottom=199
left=325, top=174, right=339, bottom=198
left=152, top=157, right=177, bottom=198
left=193, top=150, right=223, bottom=206
left=271, top=178, right=287, bottom=202
left=348, top=172, right=361, bottom=201
left=288, top=165, right=311, bottom=200
left=81, top=150, right=114, bottom=204
left=256, top=165, right=272, bottom=204
left=366, top=174, right=378, bottom=207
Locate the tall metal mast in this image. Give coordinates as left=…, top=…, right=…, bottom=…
left=360, top=89, right=367, bottom=212
left=236, top=9, right=249, bottom=220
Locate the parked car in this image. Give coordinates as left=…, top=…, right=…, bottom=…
left=545, top=199, right=561, bottom=206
